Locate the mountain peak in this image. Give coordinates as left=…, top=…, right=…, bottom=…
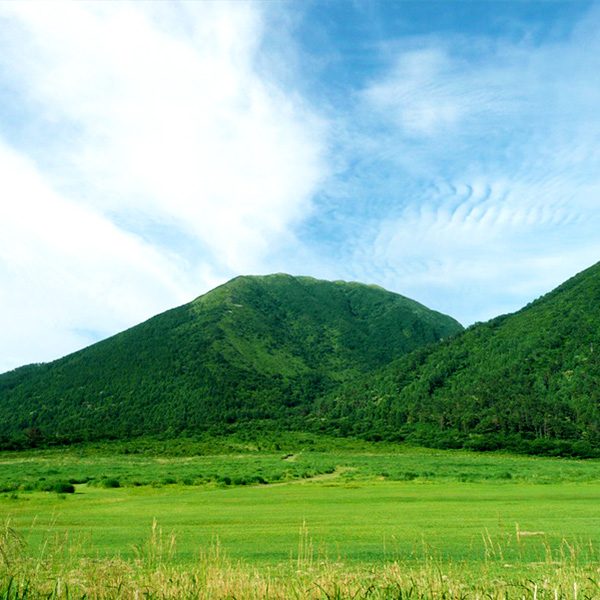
left=0, top=274, right=462, bottom=446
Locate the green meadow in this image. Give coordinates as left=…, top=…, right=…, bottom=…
left=3, top=442, right=600, bottom=598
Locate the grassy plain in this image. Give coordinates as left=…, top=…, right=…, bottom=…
left=3, top=440, right=600, bottom=598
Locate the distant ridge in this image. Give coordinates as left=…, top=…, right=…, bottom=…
left=0, top=273, right=462, bottom=446
left=324, top=261, right=600, bottom=457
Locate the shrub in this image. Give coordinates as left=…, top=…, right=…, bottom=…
left=68, top=477, right=91, bottom=485
left=570, top=440, right=600, bottom=459
left=52, top=482, right=75, bottom=494
left=100, top=478, right=121, bottom=489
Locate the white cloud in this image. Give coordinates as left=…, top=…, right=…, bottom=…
left=0, top=140, right=190, bottom=373
left=0, top=1, right=328, bottom=371
left=0, top=1, right=328, bottom=272
left=364, top=48, right=468, bottom=137
left=349, top=7, right=600, bottom=324
left=2, top=1, right=600, bottom=371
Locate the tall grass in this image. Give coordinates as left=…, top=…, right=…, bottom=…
left=3, top=519, right=600, bottom=599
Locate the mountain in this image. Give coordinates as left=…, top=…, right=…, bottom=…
left=322, top=261, right=600, bottom=457
left=0, top=274, right=462, bottom=446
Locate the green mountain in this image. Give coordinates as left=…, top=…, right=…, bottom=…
left=322, top=261, right=600, bottom=457
left=0, top=274, right=462, bottom=446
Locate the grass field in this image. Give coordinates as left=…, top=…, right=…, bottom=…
left=3, top=441, right=600, bottom=598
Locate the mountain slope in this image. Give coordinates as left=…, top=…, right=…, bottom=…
left=323, top=261, right=600, bottom=456
left=0, top=274, right=462, bottom=445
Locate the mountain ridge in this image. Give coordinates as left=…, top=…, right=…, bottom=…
left=4, top=262, right=600, bottom=458
left=320, top=261, right=600, bottom=457
left=0, top=273, right=462, bottom=446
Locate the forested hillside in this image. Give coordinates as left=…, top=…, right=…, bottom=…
left=0, top=274, right=462, bottom=446
left=321, top=261, right=600, bottom=457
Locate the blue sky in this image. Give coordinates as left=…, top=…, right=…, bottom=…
left=1, top=1, right=600, bottom=373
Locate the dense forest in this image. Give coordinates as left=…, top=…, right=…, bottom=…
left=3, top=263, right=600, bottom=458
left=0, top=274, right=461, bottom=447
left=319, top=261, right=600, bottom=457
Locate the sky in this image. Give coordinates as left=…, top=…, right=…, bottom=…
left=1, top=0, right=600, bottom=373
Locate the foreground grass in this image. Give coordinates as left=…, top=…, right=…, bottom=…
left=4, top=479, right=600, bottom=564
left=3, top=442, right=600, bottom=597
left=3, top=518, right=600, bottom=599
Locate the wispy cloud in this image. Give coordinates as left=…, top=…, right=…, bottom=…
left=1, top=2, right=328, bottom=270
left=332, top=5, right=600, bottom=323
left=0, top=1, right=328, bottom=371
left=2, top=1, right=600, bottom=370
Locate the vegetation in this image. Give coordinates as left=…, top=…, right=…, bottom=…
left=4, top=437, right=600, bottom=496
left=0, top=274, right=461, bottom=447
left=4, top=523, right=600, bottom=599
left=4, top=262, right=600, bottom=457
left=323, top=261, right=600, bottom=456
left=3, top=445, right=600, bottom=598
